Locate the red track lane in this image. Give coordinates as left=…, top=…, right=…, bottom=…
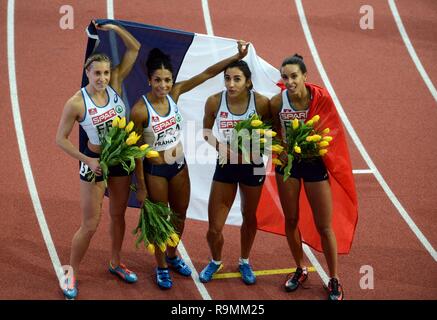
left=299, top=0, right=437, bottom=298
left=3, top=0, right=436, bottom=300
left=396, top=0, right=437, bottom=85
left=208, top=0, right=437, bottom=299
left=12, top=0, right=148, bottom=300
left=1, top=2, right=61, bottom=299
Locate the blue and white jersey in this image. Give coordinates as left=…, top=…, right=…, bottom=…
left=279, top=89, right=310, bottom=141
left=79, top=86, right=126, bottom=145
left=142, top=95, right=183, bottom=152
left=215, top=90, right=257, bottom=144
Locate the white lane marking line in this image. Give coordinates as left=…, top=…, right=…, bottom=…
left=7, top=0, right=63, bottom=282
left=177, top=241, right=212, bottom=300
left=107, top=0, right=114, bottom=20
left=201, top=0, right=214, bottom=35
left=295, top=0, right=437, bottom=262
left=388, top=0, right=437, bottom=103
left=353, top=169, right=373, bottom=174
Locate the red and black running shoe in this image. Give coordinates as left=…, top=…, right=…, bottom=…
left=284, top=267, right=308, bottom=292
left=327, top=278, right=344, bottom=300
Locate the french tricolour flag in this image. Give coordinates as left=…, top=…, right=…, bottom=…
left=81, top=19, right=280, bottom=224
left=81, top=19, right=357, bottom=254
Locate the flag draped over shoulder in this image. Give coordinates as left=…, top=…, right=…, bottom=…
left=256, top=83, right=358, bottom=254
left=80, top=19, right=281, bottom=221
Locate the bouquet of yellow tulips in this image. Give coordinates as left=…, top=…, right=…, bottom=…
left=277, top=114, right=333, bottom=181
left=88, top=116, right=159, bottom=185
left=132, top=196, right=180, bottom=255
left=227, top=114, right=283, bottom=164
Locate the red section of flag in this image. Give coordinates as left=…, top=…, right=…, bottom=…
left=256, top=83, right=358, bottom=254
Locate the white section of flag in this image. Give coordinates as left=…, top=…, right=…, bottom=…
left=175, top=33, right=281, bottom=225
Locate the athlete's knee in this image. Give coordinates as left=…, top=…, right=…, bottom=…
left=109, top=211, right=126, bottom=223
left=285, top=216, right=299, bottom=230
left=316, top=225, right=334, bottom=238
left=241, top=212, right=257, bottom=229
left=207, top=228, right=222, bottom=242
left=80, top=220, right=100, bottom=236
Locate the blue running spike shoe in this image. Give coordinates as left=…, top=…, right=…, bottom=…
left=199, top=260, right=223, bottom=283
left=156, top=268, right=172, bottom=289
left=239, top=262, right=256, bottom=285
left=166, top=255, right=192, bottom=276
left=62, top=275, right=78, bottom=300
left=109, top=262, right=138, bottom=283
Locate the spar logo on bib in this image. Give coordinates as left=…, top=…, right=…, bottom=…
left=115, top=105, right=124, bottom=114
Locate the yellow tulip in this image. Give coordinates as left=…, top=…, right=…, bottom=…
left=126, top=132, right=140, bottom=145
left=323, top=136, right=333, bottom=142
left=305, top=119, right=314, bottom=126
left=310, top=115, right=320, bottom=123
left=166, top=238, right=177, bottom=247
left=322, top=128, right=330, bottom=134
left=146, top=150, right=160, bottom=158
left=319, top=141, right=329, bottom=148
left=170, top=233, right=180, bottom=244
left=251, top=119, right=263, bottom=127
left=140, top=144, right=149, bottom=151
left=125, top=138, right=134, bottom=146
left=125, top=121, right=134, bottom=133
left=118, top=117, right=126, bottom=129
left=147, top=243, right=155, bottom=255
left=294, top=146, right=301, bottom=154
left=264, top=130, right=277, bottom=138
left=271, top=144, right=284, bottom=153
left=306, top=135, right=313, bottom=142
left=272, top=158, right=283, bottom=166
left=319, top=149, right=328, bottom=156
left=311, top=135, right=322, bottom=142
left=255, top=129, right=265, bottom=135
left=292, top=118, right=299, bottom=130
left=259, top=138, right=267, bottom=144
left=112, top=116, right=120, bottom=128
left=158, top=242, right=167, bottom=252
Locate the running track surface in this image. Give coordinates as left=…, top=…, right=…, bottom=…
left=1, top=0, right=436, bottom=300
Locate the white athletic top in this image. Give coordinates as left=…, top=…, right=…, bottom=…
left=79, top=86, right=126, bottom=145
left=279, top=89, right=310, bottom=141
left=215, top=90, right=257, bottom=143
left=142, top=95, right=183, bottom=152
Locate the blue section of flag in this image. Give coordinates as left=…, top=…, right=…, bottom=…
left=80, top=19, right=195, bottom=207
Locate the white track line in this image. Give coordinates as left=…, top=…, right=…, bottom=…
left=295, top=0, right=437, bottom=262
left=201, top=0, right=214, bottom=35
left=7, top=0, right=63, bottom=282
left=177, top=241, right=212, bottom=300
left=388, top=0, right=437, bottom=103
left=107, top=0, right=114, bottom=19
left=353, top=169, right=373, bottom=174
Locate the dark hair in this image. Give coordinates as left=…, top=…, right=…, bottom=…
left=145, top=48, right=173, bottom=78
left=84, top=53, right=111, bottom=70
left=225, top=60, right=253, bottom=90
left=281, top=54, right=307, bottom=74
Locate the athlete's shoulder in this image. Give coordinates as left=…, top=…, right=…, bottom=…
left=269, top=91, right=283, bottom=107
left=254, top=91, right=269, bottom=104
left=206, top=91, right=222, bottom=105
left=66, top=90, right=85, bottom=109
left=307, top=83, right=330, bottom=99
